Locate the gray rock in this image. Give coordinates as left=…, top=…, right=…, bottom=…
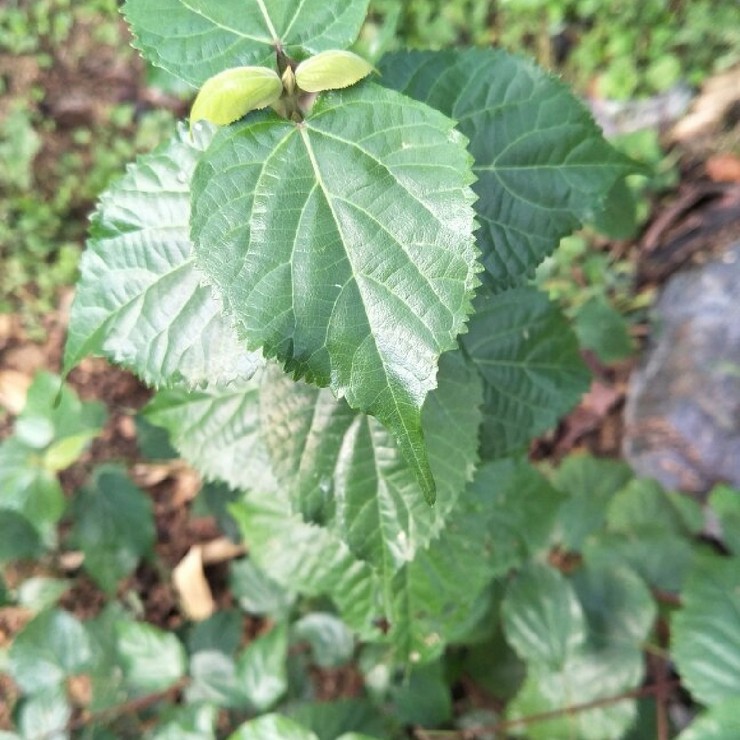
left=624, top=242, right=740, bottom=493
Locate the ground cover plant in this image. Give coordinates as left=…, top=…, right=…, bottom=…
left=3, top=0, right=740, bottom=738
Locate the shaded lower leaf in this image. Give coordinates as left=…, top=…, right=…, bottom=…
left=151, top=703, right=218, bottom=740
left=237, top=622, right=289, bottom=712
left=503, top=563, right=654, bottom=740
left=463, top=287, right=590, bottom=460
left=229, top=714, right=319, bottom=740
left=672, top=556, right=740, bottom=706
left=707, top=485, right=740, bottom=555
left=288, top=699, right=392, bottom=740
left=70, top=465, right=155, bottom=593
left=292, top=613, right=354, bottom=668
left=8, top=609, right=92, bottom=694
left=17, top=685, right=70, bottom=740
left=553, top=455, right=633, bottom=552
left=0, top=510, right=41, bottom=562
left=678, top=698, right=740, bottom=740
left=115, top=621, right=187, bottom=693
left=143, top=376, right=277, bottom=492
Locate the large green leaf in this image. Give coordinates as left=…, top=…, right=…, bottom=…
left=709, top=485, right=740, bottom=555
left=124, top=0, right=371, bottom=87
left=191, top=83, right=479, bottom=503
left=70, top=465, right=155, bottom=594
left=379, top=49, right=636, bottom=288
left=502, top=563, right=654, bottom=740
left=64, top=124, right=262, bottom=388
left=143, top=375, right=277, bottom=491
left=260, top=351, right=482, bottom=570
left=463, top=287, right=590, bottom=459
left=553, top=455, right=633, bottom=552
left=672, top=556, right=740, bottom=706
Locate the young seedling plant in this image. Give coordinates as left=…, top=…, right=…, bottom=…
left=59, top=0, right=648, bottom=728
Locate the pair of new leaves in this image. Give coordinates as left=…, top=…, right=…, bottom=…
left=191, top=49, right=375, bottom=127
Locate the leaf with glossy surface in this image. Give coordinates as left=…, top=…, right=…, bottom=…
left=70, top=466, right=155, bottom=593
left=65, top=124, right=262, bottom=389
left=124, top=0, right=371, bottom=87
left=144, top=376, right=277, bottom=491
left=260, top=350, right=482, bottom=569
left=17, top=685, right=71, bottom=740
left=192, top=83, right=478, bottom=503
left=672, top=556, right=740, bottom=706
left=380, top=49, right=636, bottom=288
left=463, top=287, right=590, bottom=459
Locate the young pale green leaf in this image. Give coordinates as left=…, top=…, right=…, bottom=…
left=64, top=124, right=263, bottom=389
left=502, top=564, right=586, bottom=669
left=229, top=714, right=319, bottom=740
left=123, top=0, right=370, bottom=87
left=379, top=49, right=636, bottom=289
left=677, top=698, right=740, bottom=740
left=192, top=84, right=479, bottom=503
left=8, top=609, right=92, bottom=695
left=115, top=621, right=187, bottom=692
left=672, top=556, right=740, bottom=706
left=143, top=376, right=277, bottom=492
left=70, top=466, right=155, bottom=594
left=260, top=350, right=482, bottom=571
left=503, top=564, right=654, bottom=740
left=191, top=66, right=283, bottom=128
left=463, top=287, right=590, bottom=460
left=295, top=50, right=374, bottom=92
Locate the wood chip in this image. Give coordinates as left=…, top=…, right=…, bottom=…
left=172, top=545, right=215, bottom=621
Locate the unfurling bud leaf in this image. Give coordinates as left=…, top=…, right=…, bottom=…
left=190, top=66, right=282, bottom=129
left=295, top=50, right=374, bottom=93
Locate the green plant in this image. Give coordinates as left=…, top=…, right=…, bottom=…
left=64, top=0, right=626, bottom=671
left=0, top=0, right=715, bottom=737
